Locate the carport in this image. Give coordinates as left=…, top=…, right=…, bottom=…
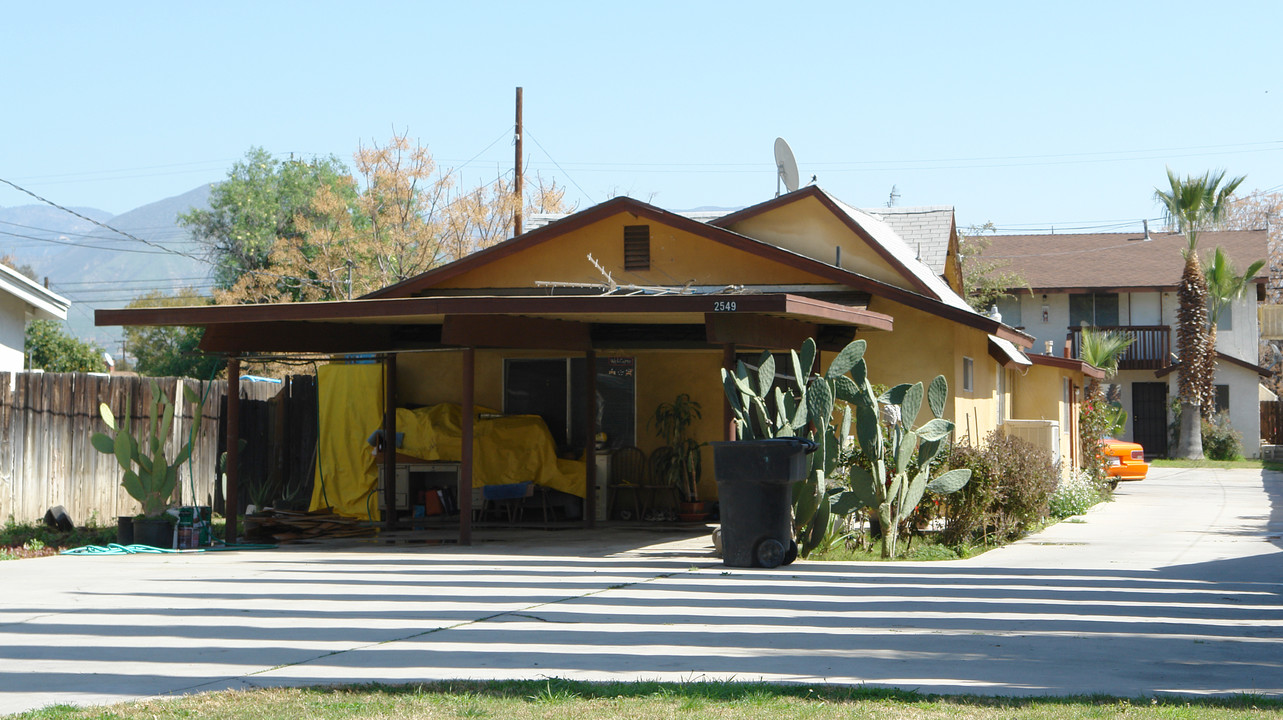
left=97, top=291, right=892, bottom=545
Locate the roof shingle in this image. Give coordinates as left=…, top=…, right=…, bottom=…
left=866, top=205, right=955, bottom=277
left=977, top=230, right=1267, bottom=291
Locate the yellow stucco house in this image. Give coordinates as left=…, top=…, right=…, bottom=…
left=100, top=186, right=1100, bottom=541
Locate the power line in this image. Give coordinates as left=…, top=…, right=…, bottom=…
left=525, top=129, right=594, bottom=204
left=0, top=177, right=209, bottom=264
left=0, top=229, right=185, bottom=255
left=54, top=276, right=212, bottom=288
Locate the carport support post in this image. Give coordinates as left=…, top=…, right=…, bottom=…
left=383, top=353, right=398, bottom=531
left=459, top=347, right=474, bottom=545
left=722, top=344, right=737, bottom=441
left=584, top=349, right=597, bottom=528
left=225, top=356, right=240, bottom=545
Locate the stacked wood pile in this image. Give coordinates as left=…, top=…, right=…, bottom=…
left=243, top=507, right=376, bottom=543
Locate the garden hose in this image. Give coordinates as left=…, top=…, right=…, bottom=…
left=61, top=543, right=184, bottom=555
left=60, top=542, right=278, bottom=556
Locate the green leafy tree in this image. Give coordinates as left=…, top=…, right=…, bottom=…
left=959, top=222, right=1026, bottom=312
left=193, top=134, right=569, bottom=305
left=124, top=289, right=222, bottom=379
left=24, top=320, right=107, bottom=373
left=1154, top=168, right=1245, bottom=459
left=179, top=147, right=357, bottom=298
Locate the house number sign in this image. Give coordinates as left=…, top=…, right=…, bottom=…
left=712, top=300, right=738, bottom=312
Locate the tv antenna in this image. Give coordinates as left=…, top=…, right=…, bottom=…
left=774, top=137, right=799, bottom=197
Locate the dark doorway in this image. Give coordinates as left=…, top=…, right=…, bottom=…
left=1132, top=382, right=1169, bottom=458
left=503, top=357, right=636, bottom=454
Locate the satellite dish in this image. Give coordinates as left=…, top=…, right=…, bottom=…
left=774, top=137, right=800, bottom=196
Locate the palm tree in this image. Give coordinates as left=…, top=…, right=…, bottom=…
left=1206, top=246, right=1265, bottom=400
left=1154, top=169, right=1245, bottom=459
left=1078, top=326, right=1136, bottom=400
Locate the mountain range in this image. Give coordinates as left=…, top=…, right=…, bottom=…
left=0, top=185, right=213, bottom=351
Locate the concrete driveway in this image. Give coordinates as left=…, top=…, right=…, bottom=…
left=0, top=466, right=1280, bottom=714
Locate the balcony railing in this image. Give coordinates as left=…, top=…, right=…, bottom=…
left=1068, top=326, right=1170, bottom=370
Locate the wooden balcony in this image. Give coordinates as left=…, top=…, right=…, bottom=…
left=1068, top=326, right=1170, bottom=370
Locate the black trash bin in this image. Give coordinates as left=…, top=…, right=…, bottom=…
left=712, top=437, right=816, bottom=568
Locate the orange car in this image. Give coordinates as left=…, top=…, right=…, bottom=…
left=1101, top=438, right=1148, bottom=483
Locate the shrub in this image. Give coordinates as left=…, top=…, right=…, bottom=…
left=1168, top=402, right=1245, bottom=461
left=1201, top=412, right=1244, bottom=461
left=1049, top=469, right=1103, bottom=518
left=941, top=431, right=1059, bottom=545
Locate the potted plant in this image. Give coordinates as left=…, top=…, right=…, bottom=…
left=648, top=393, right=705, bottom=519
left=91, top=380, right=204, bottom=548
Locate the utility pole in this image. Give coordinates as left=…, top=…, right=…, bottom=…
left=514, top=86, right=523, bottom=237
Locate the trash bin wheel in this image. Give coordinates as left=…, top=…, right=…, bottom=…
left=755, top=538, right=786, bottom=568
left=783, top=540, right=798, bottom=565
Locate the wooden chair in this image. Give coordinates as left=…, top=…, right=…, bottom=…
left=644, top=446, right=682, bottom=520
left=608, top=446, right=646, bottom=521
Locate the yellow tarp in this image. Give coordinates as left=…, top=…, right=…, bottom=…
left=310, top=363, right=383, bottom=521
left=310, top=364, right=587, bottom=520
left=396, top=404, right=586, bottom=498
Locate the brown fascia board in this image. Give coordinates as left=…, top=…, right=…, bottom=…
left=1154, top=351, right=1273, bottom=379
left=1027, top=352, right=1106, bottom=379
left=96, top=292, right=895, bottom=333
left=710, top=185, right=937, bottom=297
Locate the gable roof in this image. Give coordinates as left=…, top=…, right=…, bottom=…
left=865, top=205, right=955, bottom=277
left=978, top=229, right=1268, bottom=292
left=713, top=186, right=974, bottom=312
left=0, top=263, right=69, bottom=321
left=365, top=192, right=1031, bottom=346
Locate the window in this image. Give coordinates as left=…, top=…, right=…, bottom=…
left=962, top=357, right=974, bottom=392
left=1062, top=377, right=1071, bottom=429
left=995, top=296, right=1022, bottom=327
left=997, top=367, right=1007, bottom=425
left=503, top=357, right=636, bottom=451
left=623, top=225, right=650, bottom=271
left=1069, top=293, right=1119, bottom=327
left=1214, top=384, right=1230, bottom=415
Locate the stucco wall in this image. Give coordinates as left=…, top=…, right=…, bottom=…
left=0, top=293, right=28, bottom=374
left=435, top=212, right=831, bottom=290
left=724, top=195, right=908, bottom=289
left=856, top=299, right=1004, bottom=443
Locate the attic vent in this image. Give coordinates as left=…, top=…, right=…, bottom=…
left=624, top=225, right=650, bottom=271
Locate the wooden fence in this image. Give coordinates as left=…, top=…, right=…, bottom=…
left=1262, top=401, right=1283, bottom=445
left=0, top=372, right=318, bottom=525
left=217, top=374, right=318, bottom=514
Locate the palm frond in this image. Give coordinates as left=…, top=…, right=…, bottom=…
left=1077, top=327, right=1135, bottom=378
left=1154, top=167, right=1246, bottom=256
left=1205, top=246, right=1265, bottom=325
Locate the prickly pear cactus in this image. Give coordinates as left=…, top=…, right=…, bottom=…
left=827, top=348, right=971, bottom=558
left=720, top=337, right=971, bottom=559
left=90, top=380, right=204, bottom=518
left=720, top=339, right=847, bottom=556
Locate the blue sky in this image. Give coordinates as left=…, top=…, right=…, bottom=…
left=3, top=1, right=1282, bottom=232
